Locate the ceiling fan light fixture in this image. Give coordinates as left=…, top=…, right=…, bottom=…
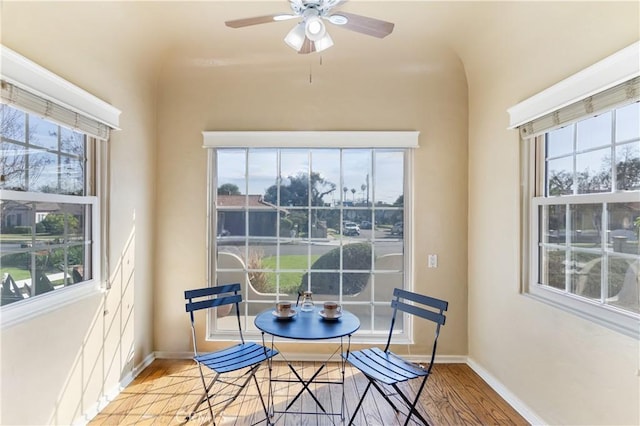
left=304, top=16, right=326, bottom=41
left=284, top=22, right=306, bottom=51
left=313, top=32, right=334, bottom=53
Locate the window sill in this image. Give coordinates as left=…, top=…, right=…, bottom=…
left=526, top=284, right=640, bottom=339
left=0, top=281, right=103, bottom=329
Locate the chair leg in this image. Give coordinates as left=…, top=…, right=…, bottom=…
left=348, top=381, right=372, bottom=426
left=370, top=380, right=400, bottom=413
left=190, top=365, right=218, bottom=424
left=392, top=381, right=430, bottom=426
left=251, top=366, right=270, bottom=420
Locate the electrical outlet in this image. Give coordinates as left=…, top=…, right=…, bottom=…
left=428, top=254, right=438, bottom=268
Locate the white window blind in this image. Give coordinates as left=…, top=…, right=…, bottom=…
left=0, top=45, right=120, bottom=140
left=517, top=77, right=640, bottom=139
left=1, top=81, right=112, bottom=140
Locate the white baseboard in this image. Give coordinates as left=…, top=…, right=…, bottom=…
left=466, top=357, right=546, bottom=425
left=73, top=352, right=156, bottom=426
left=155, top=351, right=193, bottom=359
left=154, top=350, right=467, bottom=364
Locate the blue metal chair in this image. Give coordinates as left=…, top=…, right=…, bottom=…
left=184, top=283, right=278, bottom=424
left=343, top=288, right=448, bottom=426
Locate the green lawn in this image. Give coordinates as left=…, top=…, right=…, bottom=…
left=0, top=267, right=30, bottom=281
left=259, top=255, right=320, bottom=293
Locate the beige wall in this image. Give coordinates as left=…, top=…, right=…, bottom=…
left=153, top=46, right=469, bottom=357
left=456, top=2, right=640, bottom=425
left=0, top=2, right=157, bottom=424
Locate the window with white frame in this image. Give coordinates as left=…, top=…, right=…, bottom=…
left=513, top=43, right=639, bottom=337
left=1, top=104, right=97, bottom=305
left=204, top=132, right=418, bottom=341
left=0, top=46, right=119, bottom=325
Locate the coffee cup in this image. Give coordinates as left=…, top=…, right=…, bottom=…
left=323, top=301, right=341, bottom=318
left=276, top=301, right=292, bottom=317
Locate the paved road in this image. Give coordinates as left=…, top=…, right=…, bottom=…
left=219, top=228, right=403, bottom=257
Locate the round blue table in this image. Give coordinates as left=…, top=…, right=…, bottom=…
left=254, top=306, right=360, bottom=423
left=254, top=306, right=360, bottom=340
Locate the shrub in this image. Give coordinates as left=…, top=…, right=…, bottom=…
left=300, top=242, right=371, bottom=295
left=246, top=249, right=269, bottom=293
left=5, top=226, right=32, bottom=235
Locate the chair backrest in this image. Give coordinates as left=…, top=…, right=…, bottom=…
left=184, top=283, right=244, bottom=356
left=386, top=288, right=448, bottom=372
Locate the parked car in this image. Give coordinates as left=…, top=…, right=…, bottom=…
left=391, top=222, right=403, bottom=236
left=360, top=220, right=372, bottom=229
left=342, top=222, right=360, bottom=236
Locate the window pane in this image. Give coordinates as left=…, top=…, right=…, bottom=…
left=615, top=103, right=640, bottom=142
left=373, top=272, right=402, bottom=300
left=606, top=258, right=639, bottom=313
left=60, top=127, right=84, bottom=155
left=608, top=202, right=639, bottom=254
left=576, top=112, right=612, bottom=151
left=540, top=247, right=566, bottom=290
left=546, top=156, right=573, bottom=196
left=342, top=209, right=363, bottom=239
left=616, top=142, right=640, bottom=191
left=28, top=150, right=58, bottom=193
left=1, top=104, right=26, bottom=142
left=248, top=210, right=278, bottom=238
left=540, top=204, right=566, bottom=244
left=60, top=156, right=84, bottom=195
left=217, top=149, right=246, bottom=200
left=570, top=203, right=602, bottom=248
left=547, top=126, right=574, bottom=158
left=576, top=148, right=611, bottom=194
left=570, top=252, right=602, bottom=299
left=309, top=208, right=336, bottom=239
left=248, top=149, right=277, bottom=199
left=375, top=150, right=404, bottom=205
left=280, top=149, right=309, bottom=207
left=217, top=211, right=245, bottom=237
left=29, top=115, right=59, bottom=151
left=310, top=149, right=340, bottom=207
left=343, top=149, right=371, bottom=207
left=1, top=142, right=26, bottom=190
left=373, top=250, right=403, bottom=271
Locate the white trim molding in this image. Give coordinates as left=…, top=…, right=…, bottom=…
left=508, top=40, right=640, bottom=128
left=202, top=131, right=420, bottom=148
left=467, top=357, right=546, bottom=425
left=1, top=45, right=121, bottom=129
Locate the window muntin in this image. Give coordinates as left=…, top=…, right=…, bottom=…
left=212, top=147, right=407, bottom=338
left=1, top=104, right=96, bottom=307
left=532, top=102, right=640, bottom=323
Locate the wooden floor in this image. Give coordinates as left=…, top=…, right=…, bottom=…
left=89, top=359, right=528, bottom=426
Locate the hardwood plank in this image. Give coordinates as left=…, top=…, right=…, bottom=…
left=88, top=360, right=530, bottom=426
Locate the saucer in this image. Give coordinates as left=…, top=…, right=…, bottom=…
left=272, top=309, right=296, bottom=320
left=319, top=310, right=342, bottom=320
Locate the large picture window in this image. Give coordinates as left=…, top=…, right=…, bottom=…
left=205, top=133, right=418, bottom=341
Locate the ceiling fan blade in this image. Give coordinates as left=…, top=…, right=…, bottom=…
left=298, top=37, right=316, bottom=55
left=225, top=14, right=296, bottom=28
left=329, top=12, right=394, bottom=38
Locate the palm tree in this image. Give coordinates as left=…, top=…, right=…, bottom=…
left=361, top=183, right=367, bottom=203
left=343, top=186, right=348, bottom=203
left=351, top=188, right=356, bottom=202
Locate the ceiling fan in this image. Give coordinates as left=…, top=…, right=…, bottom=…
left=225, top=0, right=395, bottom=54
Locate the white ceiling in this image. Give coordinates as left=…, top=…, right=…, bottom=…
left=2, top=1, right=638, bottom=93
